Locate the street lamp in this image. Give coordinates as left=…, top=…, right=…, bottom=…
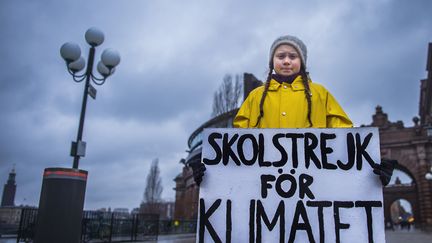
left=34, top=27, right=120, bottom=243
left=60, top=27, right=120, bottom=169
left=425, top=125, right=432, bottom=181
left=426, top=167, right=432, bottom=181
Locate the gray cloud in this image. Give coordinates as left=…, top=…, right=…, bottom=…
left=1, top=0, right=431, bottom=210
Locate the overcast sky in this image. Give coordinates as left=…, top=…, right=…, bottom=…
left=0, top=0, right=431, bottom=211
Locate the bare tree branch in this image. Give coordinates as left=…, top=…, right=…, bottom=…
left=212, top=74, right=243, bottom=117
left=143, top=158, right=163, bottom=203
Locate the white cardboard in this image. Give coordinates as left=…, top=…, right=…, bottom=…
left=197, top=128, right=385, bottom=243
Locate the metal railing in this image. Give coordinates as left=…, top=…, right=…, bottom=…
left=9, top=208, right=196, bottom=242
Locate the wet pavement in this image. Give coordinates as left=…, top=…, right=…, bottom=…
left=129, top=230, right=432, bottom=243
left=386, top=229, right=432, bottom=243
left=2, top=230, right=432, bottom=242
left=133, top=234, right=195, bottom=243
left=0, top=234, right=197, bottom=243
left=138, top=230, right=432, bottom=243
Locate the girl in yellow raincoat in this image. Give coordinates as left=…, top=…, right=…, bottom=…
left=233, top=35, right=353, bottom=129
left=192, top=35, right=394, bottom=186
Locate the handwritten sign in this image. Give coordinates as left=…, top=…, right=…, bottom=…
left=197, top=128, right=385, bottom=243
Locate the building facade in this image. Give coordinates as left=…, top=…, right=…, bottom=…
left=139, top=201, right=175, bottom=220
left=377, top=43, right=432, bottom=229
left=0, top=207, right=21, bottom=226
left=173, top=43, right=432, bottom=230
left=173, top=73, right=262, bottom=220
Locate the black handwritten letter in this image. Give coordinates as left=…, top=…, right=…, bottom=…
left=199, top=198, right=222, bottom=243
left=333, top=201, right=354, bottom=243
left=299, top=173, right=315, bottom=199
left=275, top=174, right=297, bottom=198
left=256, top=200, right=285, bottom=243
left=286, top=133, right=304, bottom=168
left=337, top=133, right=355, bottom=170
left=304, top=133, right=321, bottom=169
left=320, top=133, right=337, bottom=170
left=307, top=201, right=332, bottom=243
left=237, top=134, right=258, bottom=166
left=258, top=134, right=271, bottom=167
left=260, top=174, right=276, bottom=198
left=355, top=201, right=383, bottom=243
left=203, top=132, right=222, bottom=165
left=355, top=133, right=376, bottom=170
left=288, top=200, right=315, bottom=243
left=249, top=200, right=255, bottom=243
left=222, top=133, right=240, bottom=166
left=226, top=200, right=232, bottom=243
left=272, top=133, right=288, bottom=167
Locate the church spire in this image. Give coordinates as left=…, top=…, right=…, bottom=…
left=1, top=166, right=17, bottom=207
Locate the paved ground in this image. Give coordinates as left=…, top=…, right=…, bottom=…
left=143, top=230, right=432, bottom=243
left=386, top=229, right=432, bottom=243
left=2, top=230, right=432, bottom=242
left=138, top=234, right=195, bottom=243
left=0, top=234, right=197, bottom=243
left=134, top=230, right=432, bottom=243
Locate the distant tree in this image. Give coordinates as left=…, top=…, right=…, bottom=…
left=211, top=74, right=242, bottom=117
left=141, top=159, right=163, bottom=213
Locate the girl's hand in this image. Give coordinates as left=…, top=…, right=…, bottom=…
left=189, top=161, right=206, bottom=186
left=373, top=159, right=397, bottom=186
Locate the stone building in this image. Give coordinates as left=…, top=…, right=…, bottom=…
left=173, top=109, right=240, bottom=220
left=173, top=43, right=432, bottom=230
left=376, top=42, right=432, bottom=229
left=139, top=201, right=175, bottom=220
left=0, top=207, right=21, bottom=226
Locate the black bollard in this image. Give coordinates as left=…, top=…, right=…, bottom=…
left=34, top=167, right=88, bottom=243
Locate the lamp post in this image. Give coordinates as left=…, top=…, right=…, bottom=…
left=34, top=27, right=120, bottom=243
left=60, top=27, right=120, bottom=169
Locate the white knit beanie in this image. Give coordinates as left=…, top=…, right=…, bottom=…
left=269, top=35, right=308, bottom=68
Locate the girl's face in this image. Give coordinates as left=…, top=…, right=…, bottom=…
left=272, top=44, right=301, bottom=76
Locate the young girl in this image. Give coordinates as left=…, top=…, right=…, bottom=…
left=233, top=35, right=353, bottom=129
left=192, top=35, right=394, bottom=186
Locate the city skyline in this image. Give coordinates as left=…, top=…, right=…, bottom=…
left=1, top=0, right=432, bottom=211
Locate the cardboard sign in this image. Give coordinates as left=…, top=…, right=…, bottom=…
left=197, top=128, right=385, bottom=243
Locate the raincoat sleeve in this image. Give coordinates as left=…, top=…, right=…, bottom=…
left=233, top=96, right=252, bottom=128
left=325, top=91, right=353, bottom=128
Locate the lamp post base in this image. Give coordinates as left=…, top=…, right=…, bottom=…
left=34, top=167, right=88, bottom=243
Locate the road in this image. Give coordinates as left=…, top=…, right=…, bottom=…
left=2, top=230, right=432, bottom=242
left=386, top=229, right=432, bottom=243
left=148, top=230, right=432, bottom=243
left=136, top=230, right=432, bottom=243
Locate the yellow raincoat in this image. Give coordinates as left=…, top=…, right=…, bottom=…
left=233, top=76, right=353, bottom=128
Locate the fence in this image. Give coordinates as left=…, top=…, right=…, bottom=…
left=16, top=207, right=38, bottom=242
left=9, top=208, right=196, bottom=242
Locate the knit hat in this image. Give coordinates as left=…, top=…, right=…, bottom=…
left=269, top=35, right=307, bottom=68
